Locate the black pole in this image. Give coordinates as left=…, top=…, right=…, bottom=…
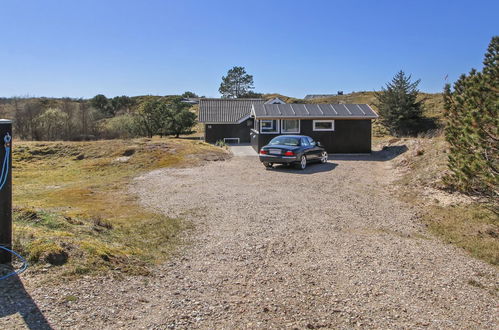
left=0, top=119, right=12, bottom=264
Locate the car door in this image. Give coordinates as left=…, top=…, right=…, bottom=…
left=305, top=137, right=320, bottom=159
left=300, top=137, right=314, bottom=159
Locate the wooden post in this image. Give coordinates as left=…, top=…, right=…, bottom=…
left=0, top=119, right=12, bottom=264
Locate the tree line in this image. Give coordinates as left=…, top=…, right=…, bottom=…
left=0, top=93, right=198, bottom=141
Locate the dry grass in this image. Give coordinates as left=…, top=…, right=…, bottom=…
left=425, top=204, right=498, bottom=265
left=390, top=136, right=499, bottom=267
left=12, top=138, right=229, bottom=280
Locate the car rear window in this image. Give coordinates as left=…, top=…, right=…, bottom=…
left=268, top=137, right=300, bottom=146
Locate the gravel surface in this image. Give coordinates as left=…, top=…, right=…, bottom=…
left=1, top=153, right=498, bottom=329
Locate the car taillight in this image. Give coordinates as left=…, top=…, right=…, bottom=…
left=260, top=149, right=268, bottom=154
left=284, top=151, right=295, bottom=156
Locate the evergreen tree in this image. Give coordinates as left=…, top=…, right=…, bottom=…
left=443, top=36, right=498, bottom=200
left=375, top=71, right=425, bottom=135
left=163, top=97, right=197, bottom=138
left=219, top=66, right=254, bottom=98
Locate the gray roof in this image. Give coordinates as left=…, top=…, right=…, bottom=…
left=252, top=103, right=378, bottom=119
left=199, top=98, right=265, bottom=123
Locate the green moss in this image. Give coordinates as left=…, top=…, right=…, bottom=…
left=25, top=239, right=63, bottom=263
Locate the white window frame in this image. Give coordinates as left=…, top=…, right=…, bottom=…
left=260, top=119, right=280, bottom=134
left=313, top=120, right=335, bottom=131
left=280, top=119, right=300, bottom=134
left=223, top=138, right=240, bottom=144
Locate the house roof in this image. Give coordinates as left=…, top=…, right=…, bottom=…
left=199, top=98, right=265, bottom=123
left=252, top=103, right=378, bottom=119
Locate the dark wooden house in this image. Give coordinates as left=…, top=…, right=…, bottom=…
left=199, top=98, right=284, bottom=143
left=250, top=103, right=378, bottom=153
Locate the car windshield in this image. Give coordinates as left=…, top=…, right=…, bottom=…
left=268, top=136, right=300, bottom=146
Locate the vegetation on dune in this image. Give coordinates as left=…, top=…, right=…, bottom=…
left=388, top=37, right=498, bottom=267
left=0, top=94, right=198, bottom=141
left=12, top=138, right=229, bottom=279
left=443, top=36, right=498, bottom=204
left=375, top=71, right=427, bottom=136
left=390, top=135, right=498, bottom=266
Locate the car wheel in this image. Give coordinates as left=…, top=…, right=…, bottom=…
left=263, top=162, right=273, bottom=168
left=297, top=155, right=307, bottom=170
left=320, top=151, right=328, bottom=163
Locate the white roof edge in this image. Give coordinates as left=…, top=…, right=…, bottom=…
left=365, top=104, right=379, bottom=118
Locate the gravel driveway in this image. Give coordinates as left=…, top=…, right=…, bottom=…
left=2, top=153, right=498, bottom=329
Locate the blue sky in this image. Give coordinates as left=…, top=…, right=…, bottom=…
left=1, top=0, right=497, bottom=98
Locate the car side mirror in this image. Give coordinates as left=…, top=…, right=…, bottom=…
left=316, top=141, right=322, bottom=147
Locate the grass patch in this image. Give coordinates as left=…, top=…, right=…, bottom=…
left=12, top=138, right=229, bottom=280
left=424, top=204, right=499, bottom=266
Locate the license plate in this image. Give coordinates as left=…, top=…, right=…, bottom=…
left=269, top=149, right=281, bottom=155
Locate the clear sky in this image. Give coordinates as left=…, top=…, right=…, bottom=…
left=1, top=0, right=498, bottom=98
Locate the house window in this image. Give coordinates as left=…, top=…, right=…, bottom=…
left=313, top=120, right=335, bottom=131
left=260, top=120, right=279, bottom=134
left=281, top=119, right=300, bottom=133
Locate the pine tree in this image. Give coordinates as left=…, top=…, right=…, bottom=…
left=443, top=36, right=498, bottom=200
left=375, top=71, right=425, bottom=136
left=219, top=66, right=254, bottom=98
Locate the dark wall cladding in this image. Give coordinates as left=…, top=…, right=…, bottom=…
left=251, top=119, right=372, bottom=153
left=205, top=119, right=254, bottom=143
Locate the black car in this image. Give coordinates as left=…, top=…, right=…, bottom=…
left=259, top=135, right=328, bottom=170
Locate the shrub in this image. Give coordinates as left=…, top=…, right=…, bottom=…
left=215, top=140, right=228, bottom=148
left=100, top=114, right=141, bottom=139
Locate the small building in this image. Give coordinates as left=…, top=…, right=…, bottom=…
left=199, top=98, right=284, bottom=144
left=199, top=98, right=378, bottom=153
left=250, top=103, right=378, bottom=153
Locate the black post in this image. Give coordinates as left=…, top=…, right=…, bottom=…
left=0, top=119, right=12, bottom=264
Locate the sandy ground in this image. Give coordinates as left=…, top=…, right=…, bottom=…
left=1, top=152, right=497, bottom=329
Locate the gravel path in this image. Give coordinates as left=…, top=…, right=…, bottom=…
left=1, top=154, right=498, bottom=329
